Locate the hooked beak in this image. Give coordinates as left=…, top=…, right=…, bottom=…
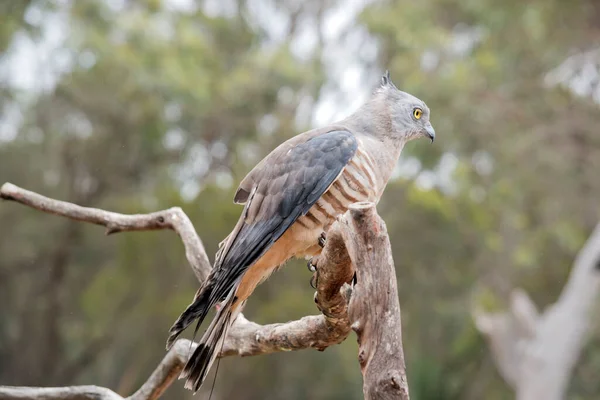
left=423, top=123, right=435, bottom=143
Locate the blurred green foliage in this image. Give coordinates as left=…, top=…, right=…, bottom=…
left=1, top=0, right=599, bottom=399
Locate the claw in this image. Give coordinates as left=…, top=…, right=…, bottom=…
left=318, top=232, right=326, bottom=248
left=308, top=257, right=319, bottom=288
left=310, top=274, right=317, bottom=289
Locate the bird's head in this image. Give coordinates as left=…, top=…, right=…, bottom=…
left=378, top=71, right=435, bottom=143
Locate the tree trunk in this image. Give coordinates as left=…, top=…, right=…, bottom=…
left=474, top=223, right=600, bottom=400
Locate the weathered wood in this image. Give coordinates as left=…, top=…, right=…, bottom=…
left=342, top=202, right=410, bottom=400
left=0, top=386, right=123, bottom=400
left=0, top=183, right=409, bottom=399
left=0, top=183, right=211, bottom=283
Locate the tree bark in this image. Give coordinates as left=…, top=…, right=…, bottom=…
left=0, top=183, right=409, bottom=400
left=474, top=222, right=600, bottom=400
left=343, top=203, right=410, bottom=400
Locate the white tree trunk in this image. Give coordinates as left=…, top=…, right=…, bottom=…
left=474, top=223, right=600, bottom=400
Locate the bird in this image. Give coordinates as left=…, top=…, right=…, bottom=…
left=166, top=71, right=436, bottom=393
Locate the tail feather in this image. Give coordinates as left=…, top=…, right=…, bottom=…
left=166, top=282, right=215, bottom=350
left=181, top=293, right=236, bottom=393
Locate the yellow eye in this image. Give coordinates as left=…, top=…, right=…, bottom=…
left=413, top=108, right=423, bottom=120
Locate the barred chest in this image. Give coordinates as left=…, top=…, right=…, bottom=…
left=295, top=146, right=380, bottom=231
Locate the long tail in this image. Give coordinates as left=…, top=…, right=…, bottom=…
left=166, top=280, right=216, bottom=351
left=166, top=235, right=233, bottom=351
left=180, top=292, right=237, bottom=393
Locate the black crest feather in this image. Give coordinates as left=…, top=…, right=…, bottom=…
left=381, top=70, right=391, bottom=86
left=380, top=70, right=397, bottom=89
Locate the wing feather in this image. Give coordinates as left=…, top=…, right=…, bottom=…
left=209, top=130, right=358, bottom=304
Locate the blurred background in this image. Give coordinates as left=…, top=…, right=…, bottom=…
left=1, top=0, right=600, bottom=399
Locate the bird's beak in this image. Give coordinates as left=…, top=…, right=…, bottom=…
left=423, top=122, right=435, bottom=143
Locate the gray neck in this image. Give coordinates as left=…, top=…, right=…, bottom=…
left=339, top=89, right=393, bottom=139
left=361, top=134, right=405, bottom=198
left=338, top=91, right=406, bottom=197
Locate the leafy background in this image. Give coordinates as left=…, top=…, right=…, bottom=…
left=1, top=0, right=599, bottom=399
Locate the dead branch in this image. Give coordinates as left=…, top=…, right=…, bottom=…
left=0, top=183, right=409, bottom=399
left=342, top=203, right=410, bottom=400
left=0, top=183, right=211, bottom=282
left=0, top=339, right=197, bottom=400
left=474, top=222, right=600, bottom=400
left=127, top=339, right=197, bottom=400
left=0, top=386, right=123, bottom=400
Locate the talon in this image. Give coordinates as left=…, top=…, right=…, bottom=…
left=310, top=274, right=317, bottom=289
left=318, top=232, right=327, bottom=248
left=307, top=259, right=317, bottom=272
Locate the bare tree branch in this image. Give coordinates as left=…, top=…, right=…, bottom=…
left=0, top=340, right=197, bottom=400
left=474, top=222, right=600, bottom=400
left=0, top=182, right=356, bottom=357
left=0, top=385, right=123, bottom=400
left=0, top=183, right=211, bottom=282
left=0, top=183, right=409, bottom=399
left=127, top=339, right=197, bottom=400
